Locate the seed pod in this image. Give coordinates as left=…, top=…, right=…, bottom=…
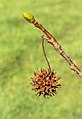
left=31, top=69, right=61, bottom=98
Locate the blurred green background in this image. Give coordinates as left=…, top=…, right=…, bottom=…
left=0, top=0, right=82, bottom=119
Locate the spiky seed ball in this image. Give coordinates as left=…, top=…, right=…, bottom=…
left=31, top=69, right=61, bottom=97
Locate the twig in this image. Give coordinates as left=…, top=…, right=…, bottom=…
left=42, top=37, right=51, bottom=72
left=22, top=12, right=82, bottom=78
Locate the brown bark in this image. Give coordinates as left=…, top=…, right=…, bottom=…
left=32, top=20, right=82, bottom=78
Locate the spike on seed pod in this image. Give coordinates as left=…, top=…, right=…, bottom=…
left=31, top=69, right=61, bottom=98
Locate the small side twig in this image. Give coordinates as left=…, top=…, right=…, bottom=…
left=42, top=37, right=51, bottom=72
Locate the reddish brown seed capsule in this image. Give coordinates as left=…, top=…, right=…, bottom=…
left=31, top=69, right=61, bottom=98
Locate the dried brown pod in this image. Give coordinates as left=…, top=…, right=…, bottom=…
left=31, top=34, right=61, bottom=97
left=31, top=69, right=61, bottom=97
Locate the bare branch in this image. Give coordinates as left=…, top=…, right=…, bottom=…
left=32, top=20, right=82, bottom=78
left=22, top=12, right=82, bottom=78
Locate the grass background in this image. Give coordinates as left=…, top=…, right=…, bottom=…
left=0, top=0, right=82, bottom=119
